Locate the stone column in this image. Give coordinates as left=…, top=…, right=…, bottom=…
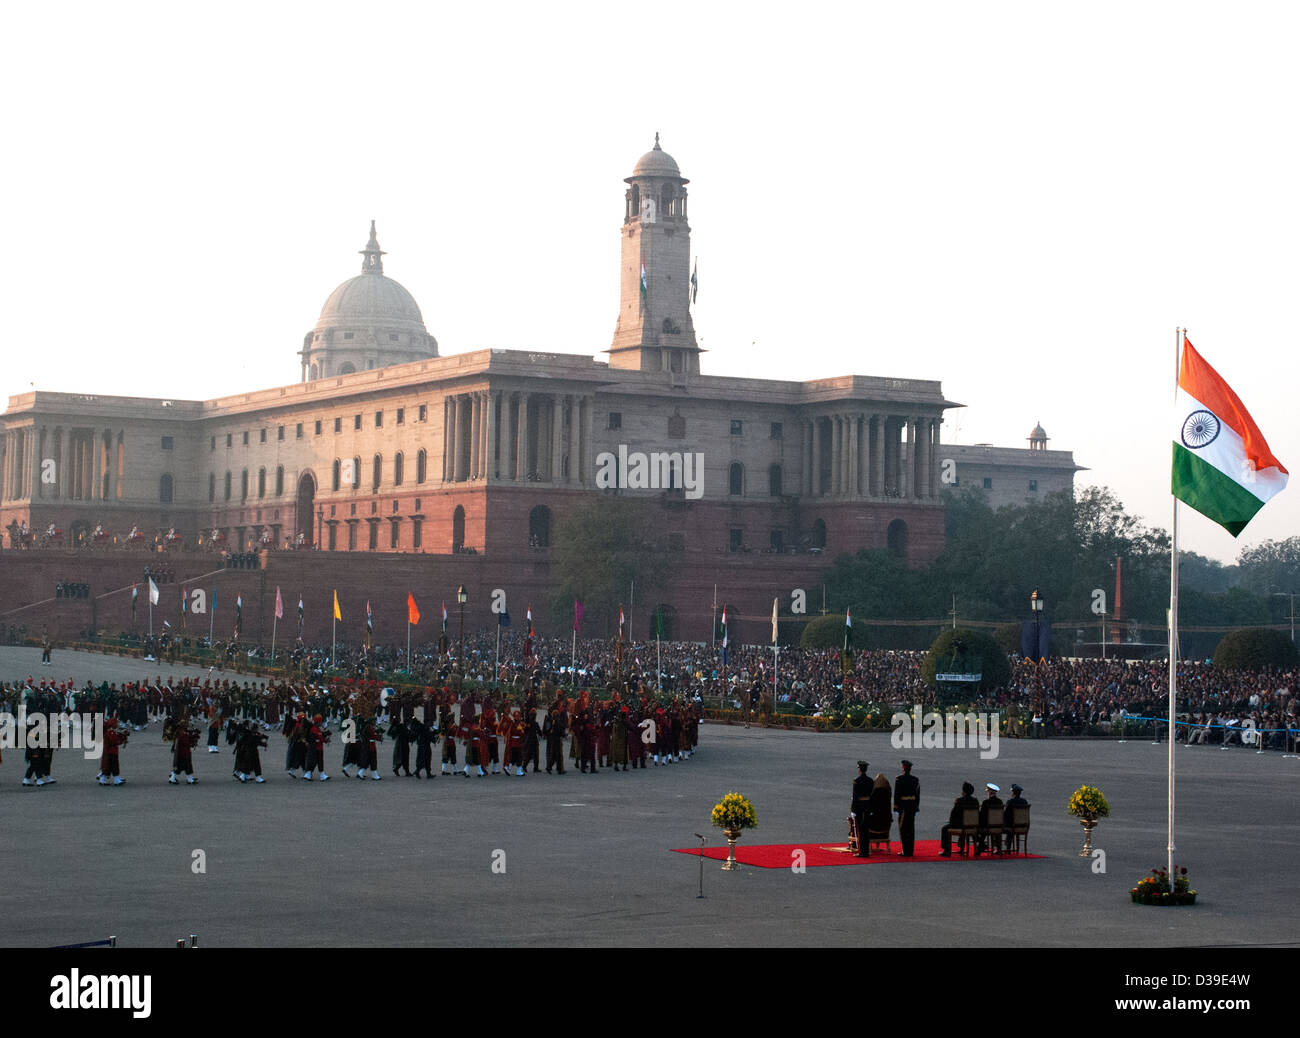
left=483, top=395, right=491, bottom=483
left=564, top=397, right=575, bottom=484
left=918, top=418, right=931, bottom=498
left=517, top=393, right=530, bottom=482
left=847, top=414, right=858, bottom=498
left=443, top=397, right=455, bottom=482
left=503, top=394, right=517, bottom=482
left=582, top=395, right=595, bottom=485
left=469, top=392, right=482, bottom=479
left=454, top=396, right=469, bottom=482
left=811, top=417, right=822, bottom=497
left=930, top=418, right=940, bottom=497
left=550, top=394, right=563, bottom=483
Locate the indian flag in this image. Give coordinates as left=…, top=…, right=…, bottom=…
left=1173, top=338, right=1287, bottom=536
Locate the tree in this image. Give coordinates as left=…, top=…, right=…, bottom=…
left=1212, top=628, right=1299, bottom=671
left=548, top=497, right=669, bottom=637
left=1237, top=537, right=1300, bottom=596
left=921, top=628, right=1011, bottom=695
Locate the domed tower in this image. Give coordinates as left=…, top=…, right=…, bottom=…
left=299, top=222, right=438, bottom=381
left=1028, top=422, right=1049, bottom=451
left=607, top=135, right=701, bottom=375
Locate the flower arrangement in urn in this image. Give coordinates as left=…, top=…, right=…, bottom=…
left=1131, top=865, right=1197, bottom=906
left=1067, top=785, right=1109, bottom=856
left=711, top=792, right=757, bottom=870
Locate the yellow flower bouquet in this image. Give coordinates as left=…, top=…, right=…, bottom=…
left=1067, top=784, right=1110, bottom=819
left=711, top=791, right=758, bottom=831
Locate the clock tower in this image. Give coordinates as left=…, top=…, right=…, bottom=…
left=608, top=135, right=701, bottom=375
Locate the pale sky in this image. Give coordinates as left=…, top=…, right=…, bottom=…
left=4, top=1, right=1297, bottom=566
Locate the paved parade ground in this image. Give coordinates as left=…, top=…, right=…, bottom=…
left=1, top=647, right=1296, bottom=949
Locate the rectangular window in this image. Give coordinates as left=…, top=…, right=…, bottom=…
left=729, top=528, right=744, bottom=552
left=277, top=426, right=285, bottom=441
left=314, top=420, right=322, bottom=435
left=334, top=417, right=342, bottom=433
left=354, top=414, right=361, bottom=430
left=226, top=434, right=232, bottom=448
left=348, top=523, right=357, bottom=550
left=243, top=431, right=249, bottom=445
left=607, top=412, right=622, bottom=430
left=259, top=429, right=267, bottom=443
left=983, top=477, right=993, bottom=489
left=770, top=422, right=783, bottom=440
left=368, top=522, right=379, bottom=550
left=418, top=404, right=427, bottom=422
left=296, top=423, right=304, bottom=439
left=412, top=519, right=422, bottom=549
left=161, top=436, right=174, bottom=450
left=1028, top=479, right=1038, bottom=492
left=344, top=332, right=354, bottom=341
left=375, top=411, right=383, bottom=428
left=390, top=519, right=400, bottom=548
left=396, top=408, right=404, bottom=425
left=210, top=436, right=216, bottom=451
left=730, top=420, right=743, bottom=436
left=328, top=524, right=337, bottom=551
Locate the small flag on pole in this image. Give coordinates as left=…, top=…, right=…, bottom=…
left=639, top=259, right=647, bottom=310
left=844, top=608, right=852, bottom=649
left=333, top=590, right=342, bottom=621
left=441, top=601, right=448, bottom=633
left=573, top=599, right=585, bottom=634
left=366, top=600, right=373, bottom=633
left=771, top=597, right=779, bottom=644
left=274, top=587, right=283, bottom=620
left=180, top=586, right=187, bottom=630
left=148, top=578, right=160, bottom=606
left=618, top=605, right=625, bottom=635
left=131, top=584, right=138, bottom=619
left=297, top=595, right=304, bottom=634
left=526, top=604, right=534, bottom=639
left=408, top=593, right=420, bottom=625
left=690, top=258, right=698, bottom=304
left=235, top=593, right=243, bottom=637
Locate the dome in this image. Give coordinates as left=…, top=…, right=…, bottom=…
left=629, top=133, right=686, bottom=182
left=316, top=271, right=426, bottom=332
left=300, top=222, right=437, bottom=381
left=1029, top=422, right=1048, bottom=440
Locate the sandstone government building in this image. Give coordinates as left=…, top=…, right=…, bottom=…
left=0, top=140, right=1079, bottom=645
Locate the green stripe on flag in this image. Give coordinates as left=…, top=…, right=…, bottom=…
left=1172, top=443, right=1265, bottom=537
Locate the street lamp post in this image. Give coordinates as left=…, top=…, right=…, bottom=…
left=1030, top=588, right=1045, bottom=723
left=457, top=585, right=467, bottom=678
left=1273, top=590, right=1296, bottom=643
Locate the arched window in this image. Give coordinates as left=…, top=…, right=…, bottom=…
left=309, top=363, right=318, bottom=380
left=332, top=459, right=341, bottom=492
left=275, top=466, right=284, bottom=497
left=224, top=471, right=232, bottom=501
left=372, top=453, right=382, bottom=491
left=811, top=518, right=827, bottom=550
left=528, top=505, right=552, bottom=548
left=729, top=462, right=744, bottom=496
left=257, top=467, right=266, bottom=498
left=416, top=448, right=427, bottom=484
left=339, top=362, right=356, bottom=375
left=769, top=463, right=782, bottom=497
left=240, top=469, right=249, bottom=501
left=208, top=473, right=216, bottom=503
left=159, top=474, right=173, bottom=504
left=887, top=518, right=909, bottom=560
left=352, top=457, right=361, bottom=490
left=393, top=452, right=404, bottom=487
left=452, top=505, right=465, bottom=552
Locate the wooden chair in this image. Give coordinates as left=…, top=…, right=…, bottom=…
left=1004, top=806, right=1031, bottom=856
left=952, top=807, right=979, bottom=855
left=867, top=819, right=892, bottom=856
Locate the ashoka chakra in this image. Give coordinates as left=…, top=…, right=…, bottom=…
left=1181, top=410, right=1220, bottom=449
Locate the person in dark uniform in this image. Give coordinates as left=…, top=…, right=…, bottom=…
left=850, top=761, right=871, bottom=857
left=939, top=782, right=978, bottom=856
left=976, top=783, right=1004, bottom=856
left=868, top=773, right=893, bottom=848
left=1002, top=783, right=1030, bottom=854
left=893, top=759, right=920, bottom=856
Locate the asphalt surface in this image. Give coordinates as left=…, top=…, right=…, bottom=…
left=1, top=647, right=1296, bottom=948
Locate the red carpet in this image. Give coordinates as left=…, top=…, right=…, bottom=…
left=670, top=839, right=1044, bottom=868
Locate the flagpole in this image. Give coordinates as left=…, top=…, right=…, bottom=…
left=271, top=613, right=278, bottom=666
left=209, top=590, right=215, bottom=647
left=148, top=594, right=153, bottom=638
left=711, top=585, right=717, bottom=646
left=407, top=619, right=411, bottom=676
left=1168, top=326, right=1182, bottom=882
left=495, top=619, right=501, bottom=692
left=571, top=628, right=577, bottom=689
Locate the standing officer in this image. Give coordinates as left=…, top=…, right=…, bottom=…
left=850, top=761, right=871, bottom=858
left=893, top=759, right=920, bottom=856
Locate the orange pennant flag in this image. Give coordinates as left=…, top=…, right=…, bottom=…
left=407, top=592, right=420, bottom=626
